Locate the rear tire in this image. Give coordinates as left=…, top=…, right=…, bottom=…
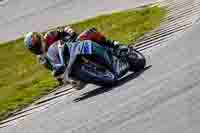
left=128, top=49, right=146, bottom=72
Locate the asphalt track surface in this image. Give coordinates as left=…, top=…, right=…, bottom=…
left=2, top=0, right=200, bottom=133
left=0, top=0, right=155, bottom=42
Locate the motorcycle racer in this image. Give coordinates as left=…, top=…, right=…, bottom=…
left=24, top=27, right=124, bottom=83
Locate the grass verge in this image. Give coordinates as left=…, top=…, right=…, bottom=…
left=0, top=5, right=166, bottom=121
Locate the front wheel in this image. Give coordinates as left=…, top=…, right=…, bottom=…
left=73, top=61, right=116, bottom=86
left=128, top=49, right=146, bottom=72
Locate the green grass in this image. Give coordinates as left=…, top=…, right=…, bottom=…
left=0, top=5, right=166, bottom=121
left=0, top=39, right=58, bottom=120
left=71, top=5, right=166, bottom=44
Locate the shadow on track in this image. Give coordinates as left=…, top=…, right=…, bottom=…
left=73, top=65, right=151, bottom=102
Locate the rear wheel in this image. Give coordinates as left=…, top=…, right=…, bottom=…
left=128, top=49, right=146, bottom=72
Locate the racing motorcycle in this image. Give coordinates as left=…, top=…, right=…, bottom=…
left=68, top=45, right=146, bottom=86
left=57, top=28, right=146, bottom=86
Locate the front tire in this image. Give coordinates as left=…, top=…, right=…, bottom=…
left=73, top=61, right=116, bottom=86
